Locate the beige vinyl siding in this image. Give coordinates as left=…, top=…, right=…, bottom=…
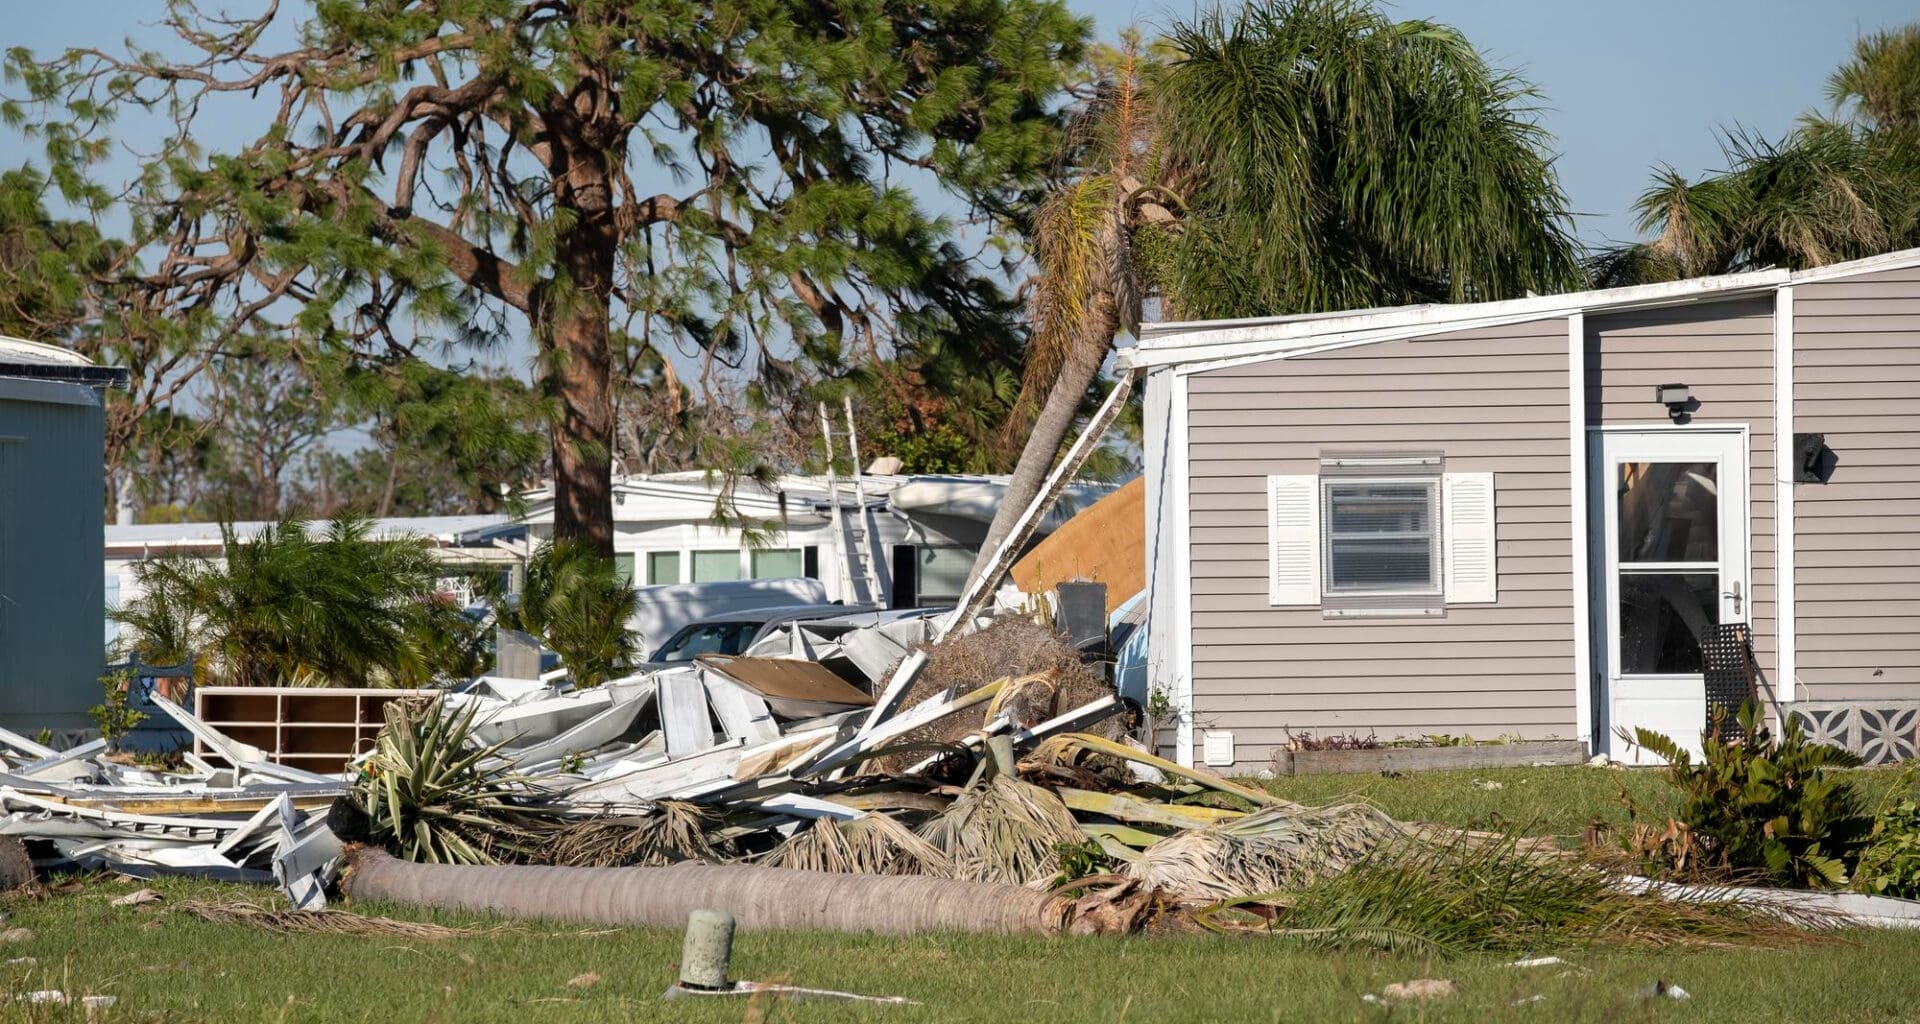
left=1583, top=298, right=1777, bottom=681
left=1792, top=266, right=1920, bottom=699
left=1185, top=320, right=1575, bottom=768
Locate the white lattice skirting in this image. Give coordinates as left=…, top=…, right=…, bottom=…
left=1785, top=702, right=1920, bottom=765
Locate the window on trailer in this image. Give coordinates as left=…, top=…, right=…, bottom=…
left=646, top=551, right=681, bottom=585
left=691, top=549, right=741, bottom=582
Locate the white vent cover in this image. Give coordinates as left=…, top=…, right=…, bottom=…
left=1202, top=730, right=1236, bottom=767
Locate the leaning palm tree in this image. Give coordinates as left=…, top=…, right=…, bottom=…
left=972, top=0, right=1584, bottom=581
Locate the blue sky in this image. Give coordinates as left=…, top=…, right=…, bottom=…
left=10, top=1, right=1914, bottom=247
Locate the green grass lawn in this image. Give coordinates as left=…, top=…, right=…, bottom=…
left=1256, top=763, right=1920, bottom=841
left=5, top=765, right=1919, bottom=1024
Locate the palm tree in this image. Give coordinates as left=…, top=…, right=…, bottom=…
left=489, top=541, right=640, bottom=687
left=115, top=517, right=470, bottom=686
left=1593, top=24, right=1920, bottom=285
left=972, top=0, right=1584, bottom=584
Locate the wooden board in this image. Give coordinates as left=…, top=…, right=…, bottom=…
left=1010, top=476, right=1145, bottom=614
left=697, top=655, right=875, bottom=719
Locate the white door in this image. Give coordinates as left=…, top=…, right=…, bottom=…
left=1590, top=429, right=1748, bottom=763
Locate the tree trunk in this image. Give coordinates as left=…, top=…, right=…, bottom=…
left=967, top=311, right=1117, bottom=593
left=342, top=847, right=1062, bottom=935
left=543, top=125, right=620, bottom=557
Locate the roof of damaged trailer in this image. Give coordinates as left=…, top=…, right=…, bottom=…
left=514, top=472, right=1115, bottom=529
left=106, top=514, right=518, bottom=556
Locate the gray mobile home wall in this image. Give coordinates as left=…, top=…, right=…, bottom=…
left=1792, top=265, right=1920, bottom=699
left=1184, top=319, right=1576, bottom=769
left=1583, top=298, right=1779, bottom=683
left=0, top=378, right=107, bottom=732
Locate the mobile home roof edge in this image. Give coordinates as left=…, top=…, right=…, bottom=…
left=1124, top=246, right=1920, bottom=368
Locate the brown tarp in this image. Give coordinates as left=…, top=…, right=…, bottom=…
left=1010, top=476, right=1144, bottom=614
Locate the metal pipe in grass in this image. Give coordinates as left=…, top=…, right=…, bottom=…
left=342, top=847, right=1065, bottom=935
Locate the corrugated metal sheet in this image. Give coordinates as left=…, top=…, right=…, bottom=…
left=0, top=379, right=106, bottom=730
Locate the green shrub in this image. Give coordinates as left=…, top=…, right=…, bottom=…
left=1856, top=784, right=1920, bottom=898
left=1622, top=702, right=1871, bottom=889
left=88, top=671, right=147, bottom=751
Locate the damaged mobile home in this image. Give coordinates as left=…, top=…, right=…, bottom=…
left=1136, top=247, right=1920, bottom=771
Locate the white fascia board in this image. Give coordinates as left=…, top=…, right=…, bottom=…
left=1135, top=269, right=1789, bottom=369
left=1786, top=247, right=1920, bottom=285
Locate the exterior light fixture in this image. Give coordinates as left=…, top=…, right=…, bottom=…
left=1655, top=383, right=1691, bottom=423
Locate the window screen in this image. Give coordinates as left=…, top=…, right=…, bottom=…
left=691, top=549, right=742, bottom=582
left=750, top=547, right=803, bottom=579
left=646, top=551, right=681, bottom=585
left=1321, top=480, right=1440, bottom=594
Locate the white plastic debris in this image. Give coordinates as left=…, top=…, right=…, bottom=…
left=1511, top=956, right=1566, bottom=968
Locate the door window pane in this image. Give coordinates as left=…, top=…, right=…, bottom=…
left=691, top=549, right=741, bottom=582
left=750, top=548, right=803, bottom=579
left=1619, top=572, right=1719, bottom=673
left=1322, top=481, right=1438, bottom=592
left=646, top=551, right=681, bottom=586
left=1619, top=462, right=1718, bottom=562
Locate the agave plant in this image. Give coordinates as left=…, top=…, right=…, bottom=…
left=352, top=699, right=560, bottom=864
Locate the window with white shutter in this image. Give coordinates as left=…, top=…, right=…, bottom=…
left=1265, top=456, right=1498, bottom=615
left=1441, top=471, right=1497, bottom=603
left=1266, top=474, right=1320, bottom=605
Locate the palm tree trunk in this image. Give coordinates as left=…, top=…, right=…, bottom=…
left=967, top=308, right=1118, bottom=593
left=343, top=848, right=1061, bottom=935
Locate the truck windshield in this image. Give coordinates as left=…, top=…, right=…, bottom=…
left=653, top=621, right=761, bottom=663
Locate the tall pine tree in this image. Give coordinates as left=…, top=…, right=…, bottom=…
left=10, top=1, right=1087, bottom=550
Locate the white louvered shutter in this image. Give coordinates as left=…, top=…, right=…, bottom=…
left=1442, top=471, right=1497, bottom=604
left=1267, top=475, right=1320, bottom=606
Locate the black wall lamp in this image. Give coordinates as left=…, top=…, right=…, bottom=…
left=1655, top=383, right=1694, bottom=424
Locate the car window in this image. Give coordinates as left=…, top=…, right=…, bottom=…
left=653, top=621, right=760, bottom=663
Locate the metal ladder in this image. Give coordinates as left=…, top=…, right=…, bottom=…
left=818, top=397, right=885, bottom=607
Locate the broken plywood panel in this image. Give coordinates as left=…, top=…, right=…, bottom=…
left=1010, top=475, right=1143, bottom=615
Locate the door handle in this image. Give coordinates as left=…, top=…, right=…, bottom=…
left=1722, top=580, right=1743, bottom=616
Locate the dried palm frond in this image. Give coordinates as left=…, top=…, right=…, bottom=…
left=917, top=774, right=1084, bottom=887
left=761, top=814, right=952, bottom=876
left=1125, top=802, right=1403, bottom=901
left=1198, top=833, right=1837, bottom=955
left=1033, top=733, right=1278, bottom=808
left=539, top=802, right=727, bottom=867
left=174, top=900, right=492, bottom=939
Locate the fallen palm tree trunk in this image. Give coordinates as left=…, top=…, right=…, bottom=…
left=343, top=847, right=1064, bottom=935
